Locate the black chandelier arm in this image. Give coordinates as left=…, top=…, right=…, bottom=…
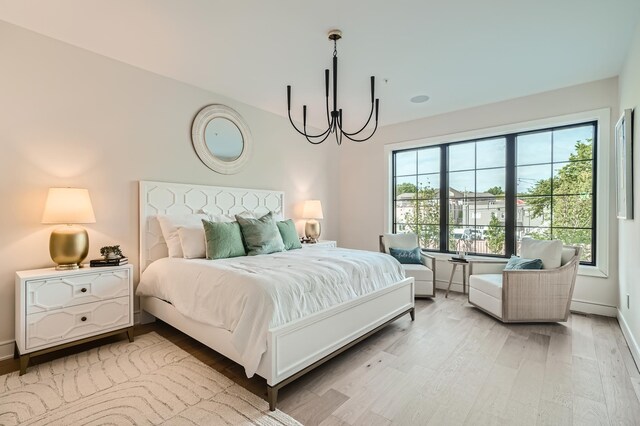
left=287, top=109, right=333, bottom=139
left=303, top=118, right=334, bottom=145
left=337, top=101, right=375, bottom=136
left=336, top=114, right=379, bottom=143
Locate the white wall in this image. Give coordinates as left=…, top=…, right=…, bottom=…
left=0, top=22, right=339, bottom=358
left=618, top=21, right=640, bottom=363
left=338, top=78, right=619, bottom=314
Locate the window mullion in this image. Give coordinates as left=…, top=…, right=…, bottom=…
left=505, top=134, right=516, bottom=256
left=440, top=145, right=448, bottom=252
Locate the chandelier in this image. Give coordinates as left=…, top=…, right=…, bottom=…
left=286, top=29, right=380, bottom=145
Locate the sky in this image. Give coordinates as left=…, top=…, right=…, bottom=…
left=395, top=124, right=594, bottom=195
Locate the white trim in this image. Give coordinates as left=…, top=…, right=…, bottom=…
left=618, top=310, right=640, bottom=372
left=384, top=108, right=611, bottom=278
left=570, top=299, right=617, bottom=317
left=0, top=339, right=14, bottom=361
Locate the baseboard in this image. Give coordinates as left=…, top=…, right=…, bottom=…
left=0, top=339, right=14, bottom=361
left=570, top=299, right=617, bottom=317
left=618, top=310, right=640, bottom=371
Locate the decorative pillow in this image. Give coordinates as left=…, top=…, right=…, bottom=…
left=236, top=212, right=285, bottom=255
left=389, top=247, right=423, bottom=265
left=504, top=255, right=543, bottom=270
left=521, top=238, right=562, bottom=269
left=277, top=219, right=302, bottom=250
left=157, top=213, right=209, bottom=258
left=202, top=219, right=246, bottom=259
left=178, top=226, right=207, bottom=259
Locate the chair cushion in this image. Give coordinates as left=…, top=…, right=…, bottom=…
left=469, top=287, right=502, bottom=318
left=469, top=274, right=503, bottom=299
left=381, top=233, right=419, bottom=254
left=521, top=239, right=562, bottom=269
left=402, top=264, right=433, bottom=282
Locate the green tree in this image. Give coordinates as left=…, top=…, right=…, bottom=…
left=486, top=213, right=505, bottom=254
left=525, top=139, right=592, bottom=259
left=486, top=186, right=505, bottom=196
left=395, top=182, right=417, bottom=196
left=401, top=178, right=440, bottom=248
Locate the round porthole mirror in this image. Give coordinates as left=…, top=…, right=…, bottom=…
left=192, top=104, right=252, bottom=174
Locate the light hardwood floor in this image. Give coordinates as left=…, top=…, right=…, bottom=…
left=3, top=290, right=639, bottom=425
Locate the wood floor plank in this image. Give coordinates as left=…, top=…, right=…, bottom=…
left=592, top=316, right=640, bottom=425
left=572, top=313, right=597, bottom=361
left=572, top=395, right=609, bottom=426
left=284, top=388, right=349, bottom=426
left=536, top=399, right=572, bottom=426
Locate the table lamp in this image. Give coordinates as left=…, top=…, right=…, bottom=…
left=303, top=199, right=324, bottom=243
left=42, top=188, right=96, bottom=270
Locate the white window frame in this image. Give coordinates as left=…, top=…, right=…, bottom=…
left=384, top=108, right=610, bottom=278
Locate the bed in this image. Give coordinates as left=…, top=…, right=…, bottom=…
left=137, top=180, right=415, bottom=410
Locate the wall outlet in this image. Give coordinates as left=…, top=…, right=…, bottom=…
left=627, top=294, right=630, bottom=309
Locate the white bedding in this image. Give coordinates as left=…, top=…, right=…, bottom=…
left=136, top=247, right=405, bottom=377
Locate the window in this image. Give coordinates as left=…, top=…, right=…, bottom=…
left=391, top=121, right=596, bottom=265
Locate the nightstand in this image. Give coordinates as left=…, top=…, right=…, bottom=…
left=14, top=264, right=134, bottom=375
left=301, top=240, right=337, bottom=248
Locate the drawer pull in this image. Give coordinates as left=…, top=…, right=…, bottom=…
left=81, top=288, right=87, bottom=293
left=81, top=316, right=87, bottom=322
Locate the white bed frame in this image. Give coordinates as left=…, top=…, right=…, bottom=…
left=138, top=180, right=415, bottom=410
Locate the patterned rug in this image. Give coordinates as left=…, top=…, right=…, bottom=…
left=0, top=332, right=300, bottom=425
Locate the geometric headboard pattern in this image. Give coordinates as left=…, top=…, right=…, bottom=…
left=139, top=180, right=284, bottom=272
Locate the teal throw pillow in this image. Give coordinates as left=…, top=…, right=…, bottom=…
left=277, top=219, right=302, bottom=250
left=504, top=255, right=543, bottom=270
left=236, top=212, right=286, bottom=255
left=202, top=219, right=246, bottom=260
left=389, top=247, right=422, bottom=265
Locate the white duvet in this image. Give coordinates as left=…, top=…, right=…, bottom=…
left=136, top=247, right=405, bottom=377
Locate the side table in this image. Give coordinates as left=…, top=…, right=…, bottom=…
left=446, top=259, right=469, bottom=298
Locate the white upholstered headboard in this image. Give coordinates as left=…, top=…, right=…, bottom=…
left=139, top=180, right=285, bottom=272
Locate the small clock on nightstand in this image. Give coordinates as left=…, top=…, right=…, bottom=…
left=301, top=240, right=337, bottom=249
left=14, top=264, right=134, bottom=375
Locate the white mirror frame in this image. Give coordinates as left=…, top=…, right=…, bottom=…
left=192, top=104, right=252, bottom=174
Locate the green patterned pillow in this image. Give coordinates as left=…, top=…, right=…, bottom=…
left=277, top=219, right=302, bottom=250
left=201, top=219, right=246, bottom=259
left=236, top=212, right=285, bottom=255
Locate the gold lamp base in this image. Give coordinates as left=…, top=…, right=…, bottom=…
left=305, top=219, right=321, bottom=243
left=49, top=225, right=89, bottom=270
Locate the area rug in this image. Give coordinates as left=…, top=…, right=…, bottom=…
left=0, top=332, right=300, bottom=425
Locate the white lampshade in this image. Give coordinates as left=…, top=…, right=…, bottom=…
left=302, top=200, right=324, bottom=220
left=42, top=188, right=96, bottom=224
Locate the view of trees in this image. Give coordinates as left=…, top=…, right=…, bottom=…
left=523, top=139, right=593, bottom=259
left=394, top=138, right=593, bottom=260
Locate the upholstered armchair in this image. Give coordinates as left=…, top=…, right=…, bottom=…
left=380, top=233, right=436, bottom=298
left=468, top=246, right=581, bottom=322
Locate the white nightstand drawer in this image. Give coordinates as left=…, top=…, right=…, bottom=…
left=26, top=269, right=130, bottom=314
left=25, top=296, right=131, bottom=351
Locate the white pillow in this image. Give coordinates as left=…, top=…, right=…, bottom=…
left=178, top=226, right=207, bottom=259
left=210, top=211, right=254, bottom=222
left=521, top=239, right=562, bottom=269
left=157, top=214, right=208, bottom=258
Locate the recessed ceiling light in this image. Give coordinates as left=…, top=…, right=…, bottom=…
left=410, top=95, right=430, bottom=103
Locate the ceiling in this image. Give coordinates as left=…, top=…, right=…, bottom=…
left=1, top=0, right=639, bottom=129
